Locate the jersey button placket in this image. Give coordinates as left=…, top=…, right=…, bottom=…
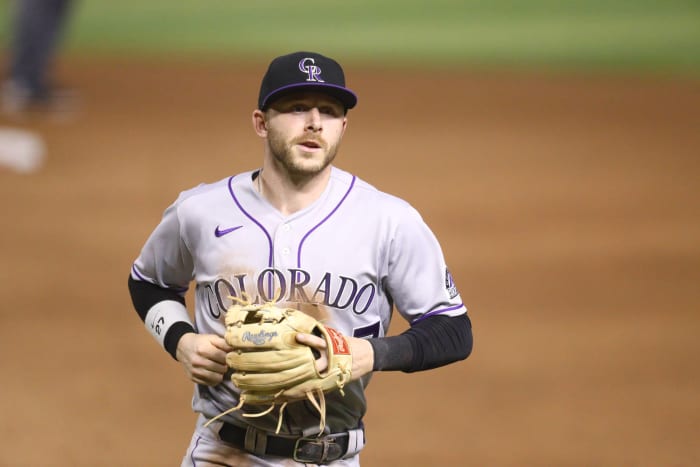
left=273, top=222, right=295, bottom=268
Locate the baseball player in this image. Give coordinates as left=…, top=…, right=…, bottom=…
left=128, top=51, right=473, bottom=466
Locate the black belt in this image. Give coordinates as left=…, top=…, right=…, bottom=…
left=219, top=422, right=351, bottom=464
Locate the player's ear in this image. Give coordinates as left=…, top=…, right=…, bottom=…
left=252, top=110, right=267, bottom=136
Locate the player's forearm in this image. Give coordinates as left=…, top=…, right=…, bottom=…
left=368, top=314, right=473, bottom=373
left=127, top=275, right=195, bottom=359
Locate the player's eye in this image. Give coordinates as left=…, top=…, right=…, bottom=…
left=319, top=106, right=341, bottom=117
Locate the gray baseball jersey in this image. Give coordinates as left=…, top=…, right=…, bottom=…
left=131, top=166, right=466, bottom=434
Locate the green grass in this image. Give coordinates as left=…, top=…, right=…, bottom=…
left=1, top=0, right=699, bottom=73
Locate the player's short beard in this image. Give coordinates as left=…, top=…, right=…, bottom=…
left=267, top=131, right=340, bottom=179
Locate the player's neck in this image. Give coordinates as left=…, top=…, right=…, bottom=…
left=257, top=166, right=331, bottom=216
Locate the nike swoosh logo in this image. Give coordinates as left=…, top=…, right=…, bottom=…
left=215, top=225, right=243, bottom=237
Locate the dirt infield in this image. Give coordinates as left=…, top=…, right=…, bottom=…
left=1, top=56, right=699, bottom=466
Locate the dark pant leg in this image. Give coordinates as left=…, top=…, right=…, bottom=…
left=7, top=0, right=73, bottom=97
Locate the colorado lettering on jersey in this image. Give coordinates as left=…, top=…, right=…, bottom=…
left=202, top=268, right=376, bottom=318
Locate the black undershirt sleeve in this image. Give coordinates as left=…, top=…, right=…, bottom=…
left=368, top=313, right=473, bottom=372
left=127, top=275, right=195, bottom=359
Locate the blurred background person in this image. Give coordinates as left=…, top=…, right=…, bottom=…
left=1, top=0, right=76, bottom=115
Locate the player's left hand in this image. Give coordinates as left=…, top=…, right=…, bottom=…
left=296, top=332, right=374, bottom=380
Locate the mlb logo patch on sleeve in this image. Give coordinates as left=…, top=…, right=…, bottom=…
left=445, top=268, right=459, bottom=299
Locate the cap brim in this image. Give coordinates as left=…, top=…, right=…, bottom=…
left=260, top=82, right=357, bottom=110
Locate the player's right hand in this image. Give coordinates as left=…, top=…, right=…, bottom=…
left=175, top=333, right=233, bottom=386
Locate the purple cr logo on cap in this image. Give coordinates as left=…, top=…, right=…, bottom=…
left=299, top=58, right=325, bottom=83
left=257, top=51, right=358, bottom=110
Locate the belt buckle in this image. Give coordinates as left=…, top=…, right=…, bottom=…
left=293, top=435, right=343, bottom=464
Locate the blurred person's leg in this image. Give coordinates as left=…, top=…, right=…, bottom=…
left=3, top=0, right=74, bottom=112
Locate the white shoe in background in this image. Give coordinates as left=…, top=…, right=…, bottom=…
left=0, top=127, right=46, bottom=173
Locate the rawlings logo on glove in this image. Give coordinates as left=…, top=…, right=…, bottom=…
left=204, top=293, right=353, bottom=434
left=242, top=329, right=279, bottom=345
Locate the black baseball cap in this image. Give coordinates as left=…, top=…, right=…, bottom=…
left=258, top=51, right=358, bottom=111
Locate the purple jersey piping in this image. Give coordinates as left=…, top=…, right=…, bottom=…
left=131, top=264, right=189, bottom=294
left=411, top=303, right=465, bottom=325
left=131, top=264, right=148, bottom=281
left=228, top=175, right=276, bottom=295
left=190, top=436, right=202, bottom=466
left=297, top=175, right=356, bottom=268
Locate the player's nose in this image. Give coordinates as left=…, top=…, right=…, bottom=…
left=305, top=107, right=322, bottom=132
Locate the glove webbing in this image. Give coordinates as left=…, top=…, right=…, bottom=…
left=204, top=386, right=328, bottom=434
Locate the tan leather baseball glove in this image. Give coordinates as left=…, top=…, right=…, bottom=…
left=205, top=294, right=353, bottom=434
